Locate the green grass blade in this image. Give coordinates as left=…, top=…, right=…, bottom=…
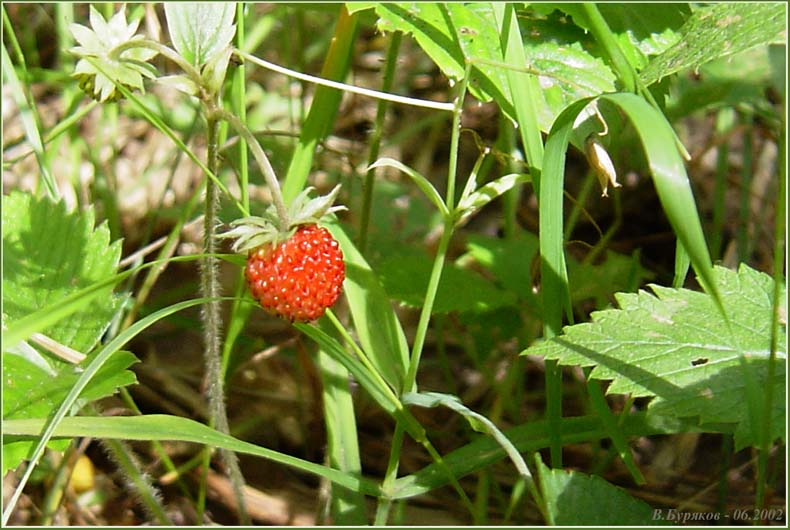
left=402, top=392, right=531, bottom=480
left=281, top=6, right=358, bottom=203
left=737, top=114, right=754, bottom=262
left=1, top=42, right=58, bottom=199
left=3, top=415, right=381, bottom=498
left=491, top=3, right=544, bottom=174
left=358, top=31, right=402, bottom=252
left=673, top=239, right=691, bottom=288
left=541, top=98, right=593, bottom=467
left=584, top=376, right=646, bottom=485
left=326, top=223, right=409, bottom=392
left=316, top=346, right=368, bottom=523
left=295, top=322, right=424, bottom=441
left=598, top=93, right=721, bottom=309
left=579, top=3, right=637, bottom=93
left=759, top=119, right=785, bottom=510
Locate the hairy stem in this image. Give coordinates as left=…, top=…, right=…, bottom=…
left=200, top=115, right=250, bottom=525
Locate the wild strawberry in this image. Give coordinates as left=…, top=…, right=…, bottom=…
left=245, top=225, right=344, bottom=322
left=220, top=185, right=347, bottom=322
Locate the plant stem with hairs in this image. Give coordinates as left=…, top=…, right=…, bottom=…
left=200, top=112, right=250, bottom=525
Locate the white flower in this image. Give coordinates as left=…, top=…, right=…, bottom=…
left=70, top=6, right=158, bottom=102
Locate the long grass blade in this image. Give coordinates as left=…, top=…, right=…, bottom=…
left=3, top=415, right=381, bottom=498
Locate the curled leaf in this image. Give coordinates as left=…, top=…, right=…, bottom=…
left=368, top=158, right=449, bottom=218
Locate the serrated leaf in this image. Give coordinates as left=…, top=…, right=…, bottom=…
left=1, top=192, right=133, bottom=473
left=535, top=454, right=666, bottom=525
left=523, top=265, right=786, bottom=448
left=2, top=192, right=122, bottom=358
left=164, top=2, right=236, bottom=67
left=2, top=350, right=138, bottom=473
left=373, top=245, right=517, bottom=314
left=3, top=351, right=138, bottom=422
left=520, top=39, right=617, bottom=131
left=640, top=3, right=787, bottom=86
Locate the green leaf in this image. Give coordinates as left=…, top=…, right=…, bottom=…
left=553, top=3, right=689, bottom=70
left=457, top=173, right=530, bottom=224
left=316, top=348, right=367, bottom=524
left=281, top=7, right=358, bottom=202
left=518, top=38, right=616, bottom=133
left=1, top=192, right=133, bottom=474
left=597, top=93, right=720, bottom=310
left=1, top=45, right=57, bottom=198
left=640, top=3, right=787, bottom=86
left=2, top=191, right=122, bottom=360
left=368, top=157, right=449, bottom=218
left=534, top=454, right=666, bottom=526
left=666, top=46, right=777, bottom=119
left=350, top=3, right=615, bottom=132
left=164, top=2, right=236, bottom=67
left=326, top=223, right=409, bottom=392
left=403, top=392, right=531, bottom=479
left=373, top=245, right=517, bottom=315
left=3, top=414, right=380, bottom=498
left=2, top=350, right=138, bottom=473
left=464, top=232, right=541, bottom=305
left=523, top=265, right=786, bottom=449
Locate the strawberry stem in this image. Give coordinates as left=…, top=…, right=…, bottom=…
left=210, top=107, right=290, bottom=231
left=200, top=113, right=250, bottom=524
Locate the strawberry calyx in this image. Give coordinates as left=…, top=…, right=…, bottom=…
left=220, top=184, right=346, bottom=253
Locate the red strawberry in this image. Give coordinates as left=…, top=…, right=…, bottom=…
left=244, top=224, right=344, bottom=322
left=220, top=185, right=347, bottom=322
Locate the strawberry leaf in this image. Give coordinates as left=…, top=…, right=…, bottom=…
left=523, top=265, right=786, bottom=449
left=164, top=3, right=236, bottom=68
left=2, top=191, right=136, bottom=473
left=639, top=3, right=786, bottom=86
left=348, top=3, right=617, bottom=132
left=535, top=454, right=667, bottom=525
